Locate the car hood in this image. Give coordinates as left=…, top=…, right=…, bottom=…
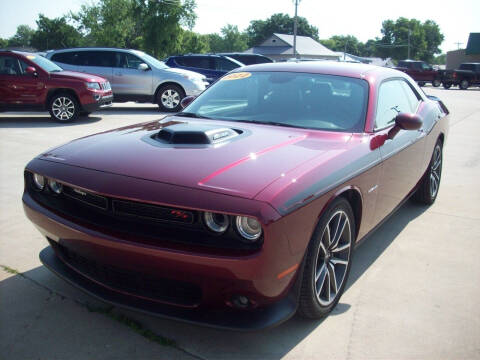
left=50, top=70, right=107, bottom=83
left=38, top=117, right=356, bottom=200
left=165, top=67, right=205, bottom=79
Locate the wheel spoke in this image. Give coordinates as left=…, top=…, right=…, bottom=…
left=325, top=270, right=331, bottom=301
left=328, top=262, right=338, bottom=294
left=330, top=213, right=347, bottom=250
left=315, top=263, right=326, bottom=282
left=315, top=264, right=327, bottom=296
left=331, top=257, right=348, bottom=266
left=331, top=243, right=350, bottom=253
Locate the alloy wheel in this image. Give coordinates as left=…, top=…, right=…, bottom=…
left=430, top=144, right=442, bottom=198
left=314, top=210, right=352, bottom=306
left=160, top=89, right=181, bottom=109
left=52, top=97, right=75, bottom=120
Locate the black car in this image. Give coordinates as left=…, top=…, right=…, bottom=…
left=217, top=53, right=273, bottom=65
left=165, top=54, right=243, bottom=84
left=442, top=63, right=480, bottom=89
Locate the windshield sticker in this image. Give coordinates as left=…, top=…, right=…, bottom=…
left=26, top=55, right=36, bottom=60
left=221, top=72, right=251, bottom=81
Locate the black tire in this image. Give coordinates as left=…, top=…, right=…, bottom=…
left=432, top=79, right=441, bottom=87
left=48, top=93, right=79, bottom=122
left=298, top=197, right=355, bottom=319
left=156, top=84, right=185, bottom=112
left=80, top=111, right=91, bottom=117
left=443, top=82, right=452, bottom=89
left=418, top=81, right=426, bottom=87
left=413, top=140, right=443, bottom=205
left=459, top=79, right=469, bottom=90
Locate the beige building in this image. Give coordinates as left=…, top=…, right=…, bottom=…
left=244, top=33, right=340, bottom=62
left=446, top=33, right=480, bottom=69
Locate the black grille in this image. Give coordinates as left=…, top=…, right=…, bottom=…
left=113, top=199, right=194, bottom=224
left=50, top=240, right=202, bottom=307
left=63, top=186, right=108, bottom=209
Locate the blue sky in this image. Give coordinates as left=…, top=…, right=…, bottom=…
left=1, top=0, right=479, bottom=54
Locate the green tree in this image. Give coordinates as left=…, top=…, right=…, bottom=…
left=207, top=25, right=248, bottom=52
left=246, top=13, right=319, bottom=47
left=377, top=17, right=443, bottom=62
left=0, top=38, right=8, bottom=48
left=206, top=33, right=224, bottom=53
left=432, top=53, right=446, bottom=65
left=8, top=25, right=35, bottom=47
left=180, top=30, right=209, bottom=54
left=31, top=14, right=83, bottom=50
left=320, top=35, right=363, bottom=55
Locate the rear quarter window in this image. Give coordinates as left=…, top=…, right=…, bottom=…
left=51, top=52, right=78, bottom=65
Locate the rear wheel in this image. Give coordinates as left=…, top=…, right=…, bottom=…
left=443, top=82, right=452, bottom=89
left=418, top=81, right=426, bottom=87
left=459, top=79, right=469, bottom=90
left=298, top=197, right=355, bottom=319
left=413, top=140, right=443, bottom=205
left=156, top=84, right=185, bottom=112
left=432, top=79, right=441, bottom=87
left=49, top=93, right=79, bottom=122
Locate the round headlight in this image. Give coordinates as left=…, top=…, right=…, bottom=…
left=48, top=179, right=63, bottom=194
left=235, top=216, right=262, bottom=241
left=32, top=173, right=45, bottom=190
left=204, top=212, right=229, bottom=233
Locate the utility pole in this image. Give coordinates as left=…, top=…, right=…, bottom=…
left=293, top=0, right=299, bottom=58
left=407, top=29, right=411, bottom=59
left=454, top=42, right=463, bottom=49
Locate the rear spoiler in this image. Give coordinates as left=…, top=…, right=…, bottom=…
left=427, top=95, right=450, bottom=115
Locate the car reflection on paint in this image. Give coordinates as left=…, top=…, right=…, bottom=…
left=23, top=61, right=449, bottom=330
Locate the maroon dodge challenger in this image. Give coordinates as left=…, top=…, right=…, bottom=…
left=23, top=62, right=449, bottom=330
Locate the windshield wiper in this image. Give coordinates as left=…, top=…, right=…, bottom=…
left=176, top=112, right=212, bottom=119
left=49, top=69, right=62, bottom=72
left=235, top=119, right=306, bottom=129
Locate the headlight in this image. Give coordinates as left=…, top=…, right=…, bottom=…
left=32, top=173, right=45, bottom=190
left=86, top=82, right=101, bottom=90
left=235, top=216, right=262, bottom=241
left=204, top=212, right=229, bottom=233
left=48, top=179, right=63, bottom=194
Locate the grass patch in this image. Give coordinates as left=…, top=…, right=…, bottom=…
left=0, top=265, right=20, bottom=275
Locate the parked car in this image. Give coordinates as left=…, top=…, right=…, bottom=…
left=217, top=53, right=273, bottom=65
left=24, top=62, right=449, bottom=330
left=164, top=54, right=244, bottom=84
left=46, top=48, right=208, bottom=112
left=442, top=63, right=480, bottom=89
left=0, top=50, right=113, bottom=122
left=395, top=60, right=442, bottom=87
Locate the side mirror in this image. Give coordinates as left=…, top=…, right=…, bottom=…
left=388, top=113, right=423, bottom=139
left=180, top=95, right=196, bottom=109
left=138, top=63, right=149, bottom=71
left=25, top=66, right=37, bottom=76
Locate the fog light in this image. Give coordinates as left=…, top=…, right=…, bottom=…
left=48, top=179, right=63, bottom=194
left=235, top=216, right=262, bottom=241
left=204, top=212, right=229, bottom=233
left=32, top=173, right=45, bottom=190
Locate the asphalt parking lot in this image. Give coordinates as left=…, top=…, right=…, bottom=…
left=1, top=87, right=479, bottom=360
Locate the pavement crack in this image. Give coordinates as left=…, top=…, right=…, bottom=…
left=0, top=264, right=207, bottom=360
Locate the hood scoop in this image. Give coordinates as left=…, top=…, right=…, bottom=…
left=156, top=123, right=240, bottom=145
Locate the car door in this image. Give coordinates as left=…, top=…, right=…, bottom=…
left=112, top=52, right=152, bottom=96
left=372, top=79, right=426, bottom=225
left=76, top=50, right=114, bottom=82
left=0, top=55, right=45, bottom=105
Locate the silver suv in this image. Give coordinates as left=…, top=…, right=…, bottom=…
left=46, top=48, right=208, bottom=112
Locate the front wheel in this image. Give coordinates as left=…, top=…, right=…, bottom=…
left=49, top=93, right=79, bottom=122
left=156, top=84, right=185, bottom=112
left=298, top=197, right=355, bottom=319
left=432, top=79, right=441, bottom=87
left=413, top=140, right=443, bottom=205
left=459, top=79, right=469, bottom=90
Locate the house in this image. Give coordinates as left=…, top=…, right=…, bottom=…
left=446, top=33, right=480, bottom=69
left=335, top=52, right=394, bottom=67
left=244, top=33, right=340, bottom=62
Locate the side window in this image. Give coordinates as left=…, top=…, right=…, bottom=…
left=399, top=81, right=420, bottom=113
left=115, top=52, right=144, bottom=69
left=184, top=56, right=211, bottom=69
left=421, top=62, right=431, bottom=70
left=214, top=57, right=239, bottom=71
left=77, top=51, right=116, bottom=67
left=375, top=80, right=415, bottom=130
left=18, top=60, right=31, bottom=75
left=51, top=52, right=77, bottom=65
left=0, top=56, right=20, bottom=75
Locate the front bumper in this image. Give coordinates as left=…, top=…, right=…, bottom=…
left=82, top=94, right=114, bottom=112
left=40, top=245, right=298, bottom=330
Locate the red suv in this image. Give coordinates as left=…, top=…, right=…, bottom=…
left=0, top=50, right=113, bottom=122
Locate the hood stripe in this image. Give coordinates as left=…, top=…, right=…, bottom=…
left=198, top=135, right=307, bottom=186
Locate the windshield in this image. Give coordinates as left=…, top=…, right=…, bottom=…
left=184, top=71, right=368, bottom=132
left=132, top=50, right=169, bottom=69
left=25, top=54, right=63, bottom=72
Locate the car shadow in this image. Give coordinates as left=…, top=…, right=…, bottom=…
left=0, top=115, right=102, bottom=128
left=98, top=106, right=167, bottom=115
left=1, top=200, right=428, bottom=359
